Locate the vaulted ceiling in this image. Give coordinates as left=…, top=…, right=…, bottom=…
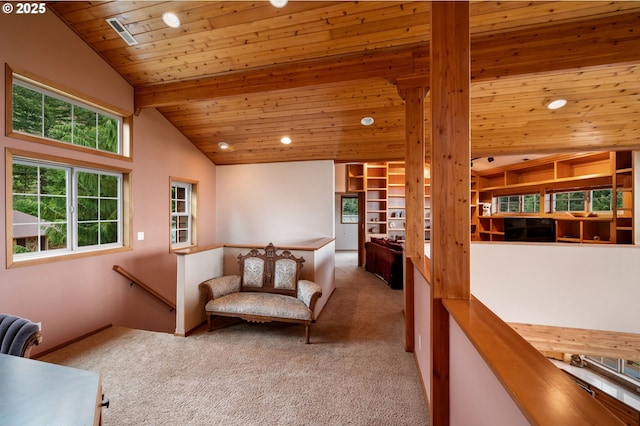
left=50, top=1, right=640, bottom=165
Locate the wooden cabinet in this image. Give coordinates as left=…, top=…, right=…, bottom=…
left=556, top=217, right=614, bottom=244
left=346, top=163, right=365, bottom=192
left=477, top=216, right=504, bottom=241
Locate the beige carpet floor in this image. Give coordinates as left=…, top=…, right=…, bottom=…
left=41, top=251, right=429, bottom=425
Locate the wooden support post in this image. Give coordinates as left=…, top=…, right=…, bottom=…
left=404, top=86, right=427, bottom=264
left=398, top=82, right=427, bottom=353
left=430, top=2, right=471, bottom=425
left=394, top=42, right=430, bottom=353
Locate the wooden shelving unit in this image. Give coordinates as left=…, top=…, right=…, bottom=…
left=425, top=175, right=431, bottom=241
left=475, top=151, right=635, bottom=245
left=350, top=151, right=635, bottom=245
left=348, top=161, right=431, bottom=242
left=477, top=216, right=504, bottom=241
left=346, top=163, right=365, bottom=192
left=471, top=172, right=479, bottom=240
left=365, top=163, right=388, bottom=239
left=387, top=162, right=406, bottom=242
left=555, top=217, right=614, bottom=244
left=613, top=151, right=634, bottom=244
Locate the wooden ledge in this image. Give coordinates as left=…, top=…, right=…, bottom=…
left=173, top=244, right=224, bottom=255
left=175, top=240, right=335, bottom=256
left=509, top=323, right=640, bottom=361
left=222, top=238, right=335, bottom=251
left=443, top=297, right=624, bottom=425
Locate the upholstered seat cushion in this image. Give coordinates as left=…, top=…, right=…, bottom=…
left=206, top=292, right=312, bottom=321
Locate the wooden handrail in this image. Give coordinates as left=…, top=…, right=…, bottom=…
left=112, top=265, right=176, bottom=312
left=444, top=297, right=624, bottom=425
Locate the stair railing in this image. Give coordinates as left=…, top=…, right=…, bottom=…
left=112, top=265, right=176, bottom=312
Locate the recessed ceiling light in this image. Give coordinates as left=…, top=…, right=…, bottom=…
left=281, top=136, right=292, bottom=145
left=547, top=99, right=567, bottom=110
left=218, top=142, right=229, bottom=150
left=269, top=0, right=288, bottom=8
left=162, top=12, right=180, bottom=28
left=361, top=116, right=374, bottom=126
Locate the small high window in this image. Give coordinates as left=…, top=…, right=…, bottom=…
left=6, top=66, right=131, bottom=158
left=496, top=194, right=540, bottom=214
left=170, top=179, right=198, bottom=249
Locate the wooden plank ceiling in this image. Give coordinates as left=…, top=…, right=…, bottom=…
left=50, top=1, right=640, bottom=165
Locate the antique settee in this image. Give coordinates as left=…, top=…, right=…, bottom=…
left=364, top=238, right=404, bottom=289
left=199, top=243, right=322, bottom=343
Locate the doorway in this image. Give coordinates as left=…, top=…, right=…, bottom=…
left=334, top=192, right=364, bottom=266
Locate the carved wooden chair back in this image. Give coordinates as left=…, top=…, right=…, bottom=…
left=237, top=243, right=305, bottom=297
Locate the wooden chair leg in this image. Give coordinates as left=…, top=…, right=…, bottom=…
left=305, top=325, right=311, bottom=344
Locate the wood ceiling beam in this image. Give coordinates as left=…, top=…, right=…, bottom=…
left=135, top=11, right=640, bottom=113
left=471, top=11, right=640, bottom=82
left=134, top=44, right=429, bottom=110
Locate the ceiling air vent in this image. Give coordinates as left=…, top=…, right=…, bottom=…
left=106, top=18, right=138, bottom=46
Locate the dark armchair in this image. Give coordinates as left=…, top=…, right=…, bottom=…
left=0, top=314, right=42, bottom=358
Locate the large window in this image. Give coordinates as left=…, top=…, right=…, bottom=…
left=170, top=179, right=197, bottom=249
left=7, top=67, right=131, bottom=158
left=497, top=189, right=622, bottom=214
left=554, top=189, right=622, bottom=212
left=8, top=150, right=129, bottom=266
left=586, top=355, right=640, bottom=387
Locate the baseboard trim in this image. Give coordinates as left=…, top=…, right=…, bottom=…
left=33, top=323, right=113, bottom=359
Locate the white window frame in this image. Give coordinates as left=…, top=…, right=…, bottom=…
left=73, top=167, right=123, bottom=251
left=585, top=356, right=640, bottom=389
left=6, top=65, right=132, bottom=159
left=12, top=78, right=123, bottom=154
left=7, top=149, right=131, bottom=268
left=497, top=195, right=520, bottom=213
left=553, top=190, right=586, bottom=212
left=170, top=179, right=197, bottom=250
left=521, top=194, right=540, bottom=213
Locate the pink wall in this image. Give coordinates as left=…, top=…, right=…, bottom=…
left=0, top=10, right=216, bottom=354
left=412, top=263, right=432, bottom=403
left=449, top=320, right=529, bottom=425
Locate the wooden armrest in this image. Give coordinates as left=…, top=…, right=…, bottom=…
left=199, top=275, right=241, bottom=301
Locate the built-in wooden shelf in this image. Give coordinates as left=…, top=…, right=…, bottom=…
left=474, top=151, right=634, bottom=244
